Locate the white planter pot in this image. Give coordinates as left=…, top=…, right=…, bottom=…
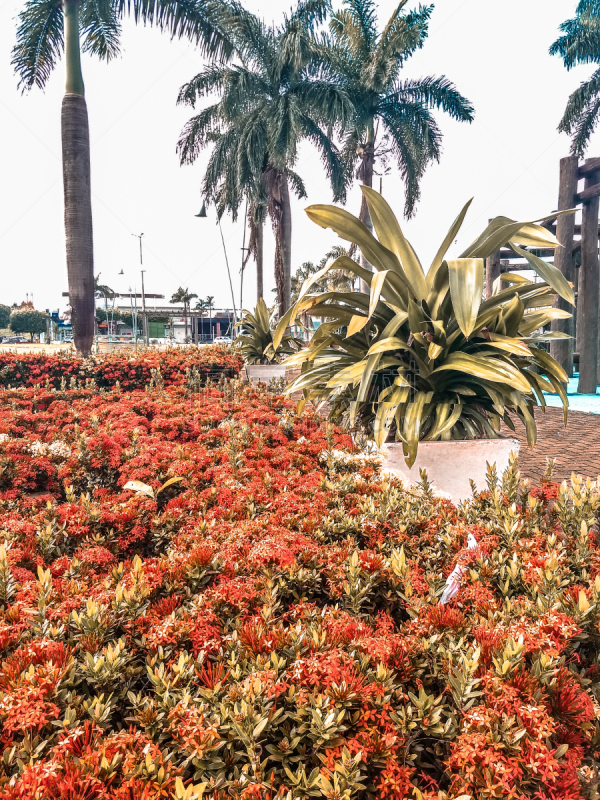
left=244, top=364, right=287, bottom=385
left=380, top=438, right=520, bottom=504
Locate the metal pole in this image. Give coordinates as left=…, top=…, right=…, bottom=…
left=217, top=217, right=238, bottom=324
left=240, top=199, right=248, bottom=315
left=140, top=270, right=149, bottom=346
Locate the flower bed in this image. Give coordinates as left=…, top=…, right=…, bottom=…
left=0, top=346, right=243, bottom=390
left=0, top=379, right=596, bottom=799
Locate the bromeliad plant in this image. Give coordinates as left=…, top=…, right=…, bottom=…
left=235, top=298, right=302, bottom=364
left=276, top=186, right=574, bottom=465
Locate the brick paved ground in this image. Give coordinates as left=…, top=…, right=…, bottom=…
left=505, top=407, right=600, bottom=485
left=285, top=368, right=598, bottom=486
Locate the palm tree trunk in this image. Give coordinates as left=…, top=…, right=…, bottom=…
left=256, top=219, right=264, bottom=301
left=62, top=0, right=94, bottom=356
left=184, top=302, right=188, bottom=340
left=281, top=173, right=292, bottom=312
left=270, top=169, right=292, bottom=318
left=358, top=121, right=375, bottom=294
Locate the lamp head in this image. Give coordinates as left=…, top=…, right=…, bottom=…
left=195, top=202, right=207, bottom=218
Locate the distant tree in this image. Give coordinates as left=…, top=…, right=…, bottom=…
left=551, top=0, right=600, bottom=156
left=291, top=246, right=357, bottom=306
left=10, top=309, right=48, bottom=340
left=170, top=287, right=198, bottom=341
left=0, top=306, right=11, bottom=329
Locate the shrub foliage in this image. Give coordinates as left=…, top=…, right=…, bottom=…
left=0, top=346, right=242, bottom=389
left=0, top=368, right=596, bottom=798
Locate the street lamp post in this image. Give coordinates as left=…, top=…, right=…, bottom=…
left=132, top=234, right=148, bottom=346
left=195, top=202, right=238, bottom=326
left=140, top=270, right=149, bottom=347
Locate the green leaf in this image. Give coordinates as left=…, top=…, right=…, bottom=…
left=368, top=270, right=390, bottom=320
left=362, top=186, right=427, bottom=299
left=508, top=243, right=575, bottom=305
left=427, top=198, right=473, bottom=290
left=431, top=353, right=532, bottom=393
left=305, top=204, right=408, bottom=286
left=402, top=391, right=429, bottom=467
left=447, top=258, right=484, bottom=339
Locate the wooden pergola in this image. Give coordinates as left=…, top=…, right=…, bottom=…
left=486, top=156, right=600, bottom=394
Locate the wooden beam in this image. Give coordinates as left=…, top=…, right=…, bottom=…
left=579, top=157, right=600, bottom=176
left=577, top=163, right=600, bottom=393
left=551, top=156, right=579, bottom=376
left=485, top=249, right=501, bottom=299
left=498, top=247, right=556, bottom=258
left=577, top=181, right=600, bottom=202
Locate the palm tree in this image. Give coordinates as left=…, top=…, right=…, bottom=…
left=170, top=287, right=198, bottom=341
left=291, top=245, right=356, bottom=336
left=177, top=0, right=351, bottom=317
left=193, top=125, right=268, bottom=305
left=12, top=0, right=234, bottom=355
left=291, top=245, right=356, bottom=304
left=318, top=0, right=474, bottom=234
left=551, top=0, right=600, bottom=156
left=205, top=295, right=215, bottom=341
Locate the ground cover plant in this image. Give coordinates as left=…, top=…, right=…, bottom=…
left=0, top=346, right=242, bottom=390
left=0, top=373, right=597, bottom=798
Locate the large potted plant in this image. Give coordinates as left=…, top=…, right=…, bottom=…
left=275, top=187, right=573, bottom=501
left=235, top=298, right=303, bottom=385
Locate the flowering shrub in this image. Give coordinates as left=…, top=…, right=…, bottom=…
left=0, top=377, right=597, bottom=798
left=0, top=346, right=243, bottom=389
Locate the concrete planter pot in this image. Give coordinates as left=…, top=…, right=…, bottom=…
left=380, top=438, right=521, bottom=504
left=244, top=364, right=287, bottom=385
left=97, top=340, right=138, bottom=354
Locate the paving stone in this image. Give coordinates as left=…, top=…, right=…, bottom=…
left=506, top=407, right=600, bottom=484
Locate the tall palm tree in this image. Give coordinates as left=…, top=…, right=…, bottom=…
left=170, top=286, right=198, bottom=341
left=177, top=0, right=351, bottom=317
left=12, top=0, right=234, bottom=355
left=551, top=0, right=600, bottom=156
left=202, top=295, right=216, bottom=340
left=318, top=0, right=474, bottom=238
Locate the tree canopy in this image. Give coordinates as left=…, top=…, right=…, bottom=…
left=317, top=0, right=474, bottom=216
left=0, top=306, right=11, bottom=330
left=9, top=308, right=48, bottom=338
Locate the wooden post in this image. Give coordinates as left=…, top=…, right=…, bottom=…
left=577, top=163, right=600, bottom=393
left=551, top=156, right=579, bottom=376
left=485, top=250, right=501, bottom=299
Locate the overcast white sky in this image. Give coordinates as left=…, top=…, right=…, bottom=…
left=0, top=0, right=592, bottom=314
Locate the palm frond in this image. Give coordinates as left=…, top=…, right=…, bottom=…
left=286, top=0, right=330, bottom=29
left=285, top=168, right=307, bottom=199
left=374, top=2, right=431, bottom=72
left=301, top=116, right=347, bottom=202
left=118, top=0, right=233, bottom=59
left=345, top=0, right=378, bottom=53
left=12, top=0, right=64, bottom=92
left=177, top=64, right=227, bottom=107
left=177, top=104, right=223, bottom=164
left=550, top=2, right=600, bottom=69
left=385, top=76, right=474, bottom=122
left=565, top=91, right=600, bottom=157
left=380, top=103, right=441, bottom=217
left=81, top=0, right=121, bottom=60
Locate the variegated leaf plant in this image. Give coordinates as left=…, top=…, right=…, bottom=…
left=234, top=298, right=303, bottom=365
left=275, top=187, right=573, bottom=466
